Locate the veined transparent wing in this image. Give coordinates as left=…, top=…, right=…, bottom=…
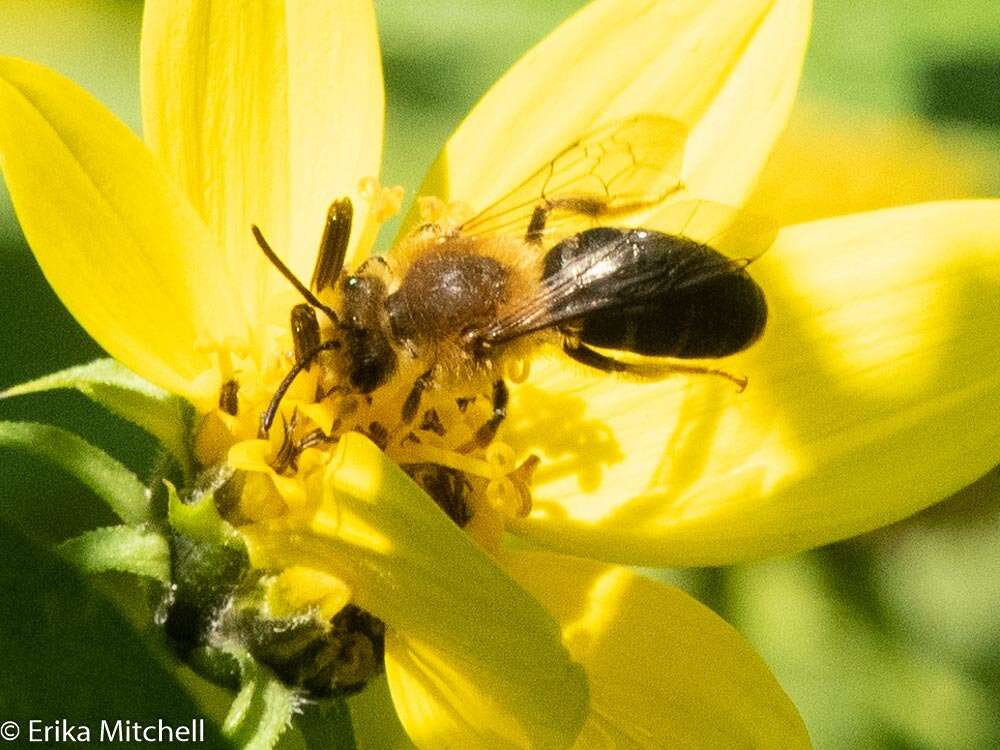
left=455, top=115, right=689, bottom=246
left=466, top=201, right=775, bottom=347
left=644, top=199, right=777, bottom=266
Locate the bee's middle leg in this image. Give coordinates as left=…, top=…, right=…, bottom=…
left=524, top=187, right=684, bottom=244
left=525, top=198, right=606, bottom=244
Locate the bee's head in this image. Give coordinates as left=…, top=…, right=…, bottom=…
left=339, top=269, right=397, bottom=394
left=340, top=271, right=387, bottom=329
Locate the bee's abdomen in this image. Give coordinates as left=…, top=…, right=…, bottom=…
left=544, top=228, right=767, bottom=359
left=580, top=266, right=767, bottom=357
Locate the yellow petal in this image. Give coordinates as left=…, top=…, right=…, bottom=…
left=411, top=0, right=810, bottom=228
left=507, top=201, right=1000, bottom=565
left=504, top=551, right=810, bottom=749
left=240, top=432, right=587, bottom=750
left=141, top=0, right=384, bottom=333
left=265, top=565, right=351, bottom=620
left=749, top=103, right=996, bottom=226
left=283, top=3, right=384, bottom=271
left=0, top=56, right=243, bottom=403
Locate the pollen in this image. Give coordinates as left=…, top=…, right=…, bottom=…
left=359, top=176, right=405, bottom=224
left=504, top=355, right=532, bottom=384
left=417, top=194, right=474, bottom=230
left=194, top=308, right=541, bottom=536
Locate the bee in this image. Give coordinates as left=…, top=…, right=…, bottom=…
left=252, top=115, right=771, bottom=461
left=225, top=116, right=774, bottom=699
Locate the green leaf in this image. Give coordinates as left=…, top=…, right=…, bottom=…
left=224, top=650, right=300, bottom=750
left=0, top=517, right=231, bottom=747
left=167, top=480, right=241, bottom=548
left=59, top=524, right=170, bottom=583
left=0, top=358, right=193, bottom=474
left=0, top=421, right=151, bottom=523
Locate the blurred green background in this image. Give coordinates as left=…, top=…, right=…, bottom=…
left=2, top=1, right=1000, bottom=748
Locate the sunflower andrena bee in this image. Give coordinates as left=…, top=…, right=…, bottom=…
left=218, top=115, right=774, bottom=700
left=251, top=115, right=772, bottom=518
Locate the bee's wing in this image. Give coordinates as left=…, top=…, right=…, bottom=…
left=456, top=115, right=688, bottom=245
left=472, top=230, right=744, bottom=346
left=647, top=199, right=777, bottom=265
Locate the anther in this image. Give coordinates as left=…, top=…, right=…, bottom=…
left=218, top=379, right=240, bottom=416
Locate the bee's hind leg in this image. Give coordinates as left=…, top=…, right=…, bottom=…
left=458, top=379, right=509, bottom=452
left=562, top=340, right=748, bottom=392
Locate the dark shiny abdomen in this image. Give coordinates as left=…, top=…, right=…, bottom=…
left=581, top=265, right=767, bottom=357
left=543, top=228, right=767, bottom=359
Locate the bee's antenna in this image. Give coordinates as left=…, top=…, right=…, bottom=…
left=258, top=339, right=341, bottom=438
left=251, top=225, right=339, bottom=324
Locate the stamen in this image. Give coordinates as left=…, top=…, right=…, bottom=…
left=417, top=195, right=474, bottom=230
left=485, top=477, right=530, bottom=517
left=396, top=443, right=504, bottom=480
left=418, top=195, right=447, bottom=225
left=359, top=177, right=405, bottom=223
left=216, top=347, right=236, bottom=382
left=353, top=178, right=406, bottom=261
left=484, top=441, right=516, bottom=473
left=508, top=454, right=540, bottom=518
left=218, top=378, right=240, bottom=416
left=505, top=357, right=532, bottom=384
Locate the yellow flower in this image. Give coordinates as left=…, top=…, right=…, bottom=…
left=2, top=0, right=999, bottom=748
left=748, top=101, right=1000, bottom=225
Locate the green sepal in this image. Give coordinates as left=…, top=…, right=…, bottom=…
left=295, top=699, right=357, bottom=750
left=185, top=646, right=243, bottom=692
left=165, top=478, right=249, bottom=649
left=0, top=517, right=232, bottom=747
left=167, top=480, right=241, bottom=548
left=223, top=648, right=300, bottom=750
left=0, top=421, right=151, bottom=523
left=0, top=358, right=193, bottom=475
left=58, top=524, right=171, bottom=583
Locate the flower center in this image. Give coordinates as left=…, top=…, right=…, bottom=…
left=180, top=190, right=542, bottom=698
left=213, top=343, right=539, bottom=531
